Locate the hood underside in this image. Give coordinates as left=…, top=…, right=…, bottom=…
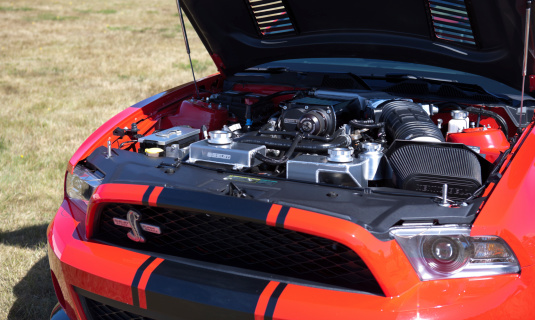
left=181, top=0, right=534, bottom=92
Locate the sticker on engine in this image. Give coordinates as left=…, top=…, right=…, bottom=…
left=224, top=175, right=277, bottom=185
left=207, top=152, right=231, bottom=160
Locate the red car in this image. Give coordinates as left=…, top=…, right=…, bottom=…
left=48, top=0, right=535, bottom=319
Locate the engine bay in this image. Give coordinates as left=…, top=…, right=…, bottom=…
left=106, top=81, right=523, bottom=205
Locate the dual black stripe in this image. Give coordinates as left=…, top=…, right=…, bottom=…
left=156, top=188, right=272, bottom=223
left=131, top=256, right=156, bottom=307
left=145, top=260, right=270, bottom=319
left=265, top=283, right=287, bottom=320
left=141, top=186, right=155, bottom=206
left=275, top=206, right=290, bottom=228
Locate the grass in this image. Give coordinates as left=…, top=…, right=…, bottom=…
left=0, top=0, right=215, bottom=319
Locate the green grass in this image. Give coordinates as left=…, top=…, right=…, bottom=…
left=96, top=9, right=117, bottom=14
left=26, top=13, right=79, bottom=21
left=0, top=7, right=33, bottom=11
left=0, top=0, right=215, bottom=319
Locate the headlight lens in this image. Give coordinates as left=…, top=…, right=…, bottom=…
left=391, top=226, right=520, bottom=280
left=65, top=165, right=104, bottom=211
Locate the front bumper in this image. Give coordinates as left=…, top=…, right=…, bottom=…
left=48, top=199, right=535, bottom=320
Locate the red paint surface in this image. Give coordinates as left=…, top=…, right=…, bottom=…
left=283, top=208, right=419, bottom=296
left=255, top=281, right=280, bottom=320
left=266, top=204, right=282, bottom=227
left=447, top=127, right=510, bottom=163
left=163, top=99, right=228, bottom=133
left=68, top=76, right=222, bottom=173
left=472, top=124, right=535, bottom=267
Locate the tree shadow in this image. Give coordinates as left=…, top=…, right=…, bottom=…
left=7, top=256, right=56, bottom=320
left=0, top=223, right=48, bottom=248
left=2, top=224, right=57, bottom=319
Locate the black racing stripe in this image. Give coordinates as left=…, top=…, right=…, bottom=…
left=145, top=260, right=269, bottom=319
left=275, top=207, right=290, bottom=228
left=131, top=256, right=156, bottom=307
left=142, top=186, right=155, bottom=206
left=264, top=283, right=287, bottom=320
left=156, top=188, right=272, bottom=223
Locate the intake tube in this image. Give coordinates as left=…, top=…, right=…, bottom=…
left=379, top=100, right=445, bottom=142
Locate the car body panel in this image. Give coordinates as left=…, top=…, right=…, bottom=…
left=472, top=122, right=535, bottom=267
left=183, top=0, right=533, bottom=92
left=68, top=76, right=220, bottom=174
left=48, top=199, right=535, bottom=319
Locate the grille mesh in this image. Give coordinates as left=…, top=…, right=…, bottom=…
left=247, top=0, right=295, bottom=36
left=84, top=298, right=153, bottom=320
left=94, top=204, right=383, bottom=294
left=428, top=0, right=476, bottom=45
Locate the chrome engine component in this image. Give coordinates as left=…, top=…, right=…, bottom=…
left=357, top=143, right=391, bottom=181
left=327, top=148, right=353, bottom=163
left=208, top=130, right=233, bottom=145
left=188, top=140, right=266, bottom=169
left=139, top=126, right=199, bottom=158
left=447, top=110, right=470, bottom=134
left=286, top=152, right=367, bottom=187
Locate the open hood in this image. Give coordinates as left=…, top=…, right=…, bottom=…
left=181, top=0, right=534, bottom=92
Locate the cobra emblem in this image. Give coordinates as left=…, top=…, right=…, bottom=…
left=112, top=209, right=162, bottom=243
left=127, top=210, right=145, bottom=243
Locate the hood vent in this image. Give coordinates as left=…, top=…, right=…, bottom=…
left=247, top=0, right=296, bottom=36
left=428, top=0, right=476, bottom=45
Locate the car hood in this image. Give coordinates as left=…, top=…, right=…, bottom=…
left=181, top=0, right=533, bottom=92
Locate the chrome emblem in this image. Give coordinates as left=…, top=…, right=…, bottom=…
left=112, top=209, right=161, bottom=243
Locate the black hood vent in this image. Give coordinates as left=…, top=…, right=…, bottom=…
left=428, top=0, right=476, bottom=45
left=247, top=0, right=296, bottom=36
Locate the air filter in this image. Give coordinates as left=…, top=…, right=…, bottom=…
left=386, top=141, right=483, bottom=199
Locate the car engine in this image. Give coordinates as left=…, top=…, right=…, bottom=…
left=125, top=87, right=515, bottom=202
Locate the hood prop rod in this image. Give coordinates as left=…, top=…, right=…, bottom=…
left=520, top=0, right=532, bottom=130
left=175, top=0, right=200, bottom=99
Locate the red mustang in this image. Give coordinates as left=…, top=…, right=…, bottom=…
left=48, top=0, right=535, bottom=319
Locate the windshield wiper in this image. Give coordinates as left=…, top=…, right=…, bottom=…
left=243, top=66, right=292, bottom=74
left=361, top=74, right=509, bottom=104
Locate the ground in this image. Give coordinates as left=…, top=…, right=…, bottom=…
left=0, top=0, right=214, bottom=318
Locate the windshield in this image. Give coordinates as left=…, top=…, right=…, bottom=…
left=256, top=58, right=521, bottom=95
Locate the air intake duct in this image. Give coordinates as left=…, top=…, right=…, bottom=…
left=386, top=141, right=487, bottom=199
left=379, top=100, right=444, bottom=142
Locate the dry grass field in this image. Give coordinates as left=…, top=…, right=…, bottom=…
left=0, top=0, right=215, bottom=318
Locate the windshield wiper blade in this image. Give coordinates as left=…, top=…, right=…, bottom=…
left=243, top=66, right=292, bottom=73
left=385, top=73, right=458, bottom=83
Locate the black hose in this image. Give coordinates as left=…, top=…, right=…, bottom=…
left=237, top=133, right=350, bottom=153
left=254, top=134, right=303, bottom=165
left=465, top=107, right=509, bottom=137
left=257, top=129, right=342, bottom=142
left=379, top=100, right=445, bottom=142
left=349, top=120, right=385, bottom=130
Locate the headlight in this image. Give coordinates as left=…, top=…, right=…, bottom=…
left=65, top=165, right=104, bottom=212
left=391, top=226, right=520, bottom=280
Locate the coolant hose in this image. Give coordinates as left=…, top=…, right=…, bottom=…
left=465, top=107, right=509, bottom=137
left=254, top=134, right=303, bottom=165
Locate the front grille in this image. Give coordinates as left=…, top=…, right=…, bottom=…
left=84, top=298, right=153, bottom=320
left=94, top=204, right=383, bottom=294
